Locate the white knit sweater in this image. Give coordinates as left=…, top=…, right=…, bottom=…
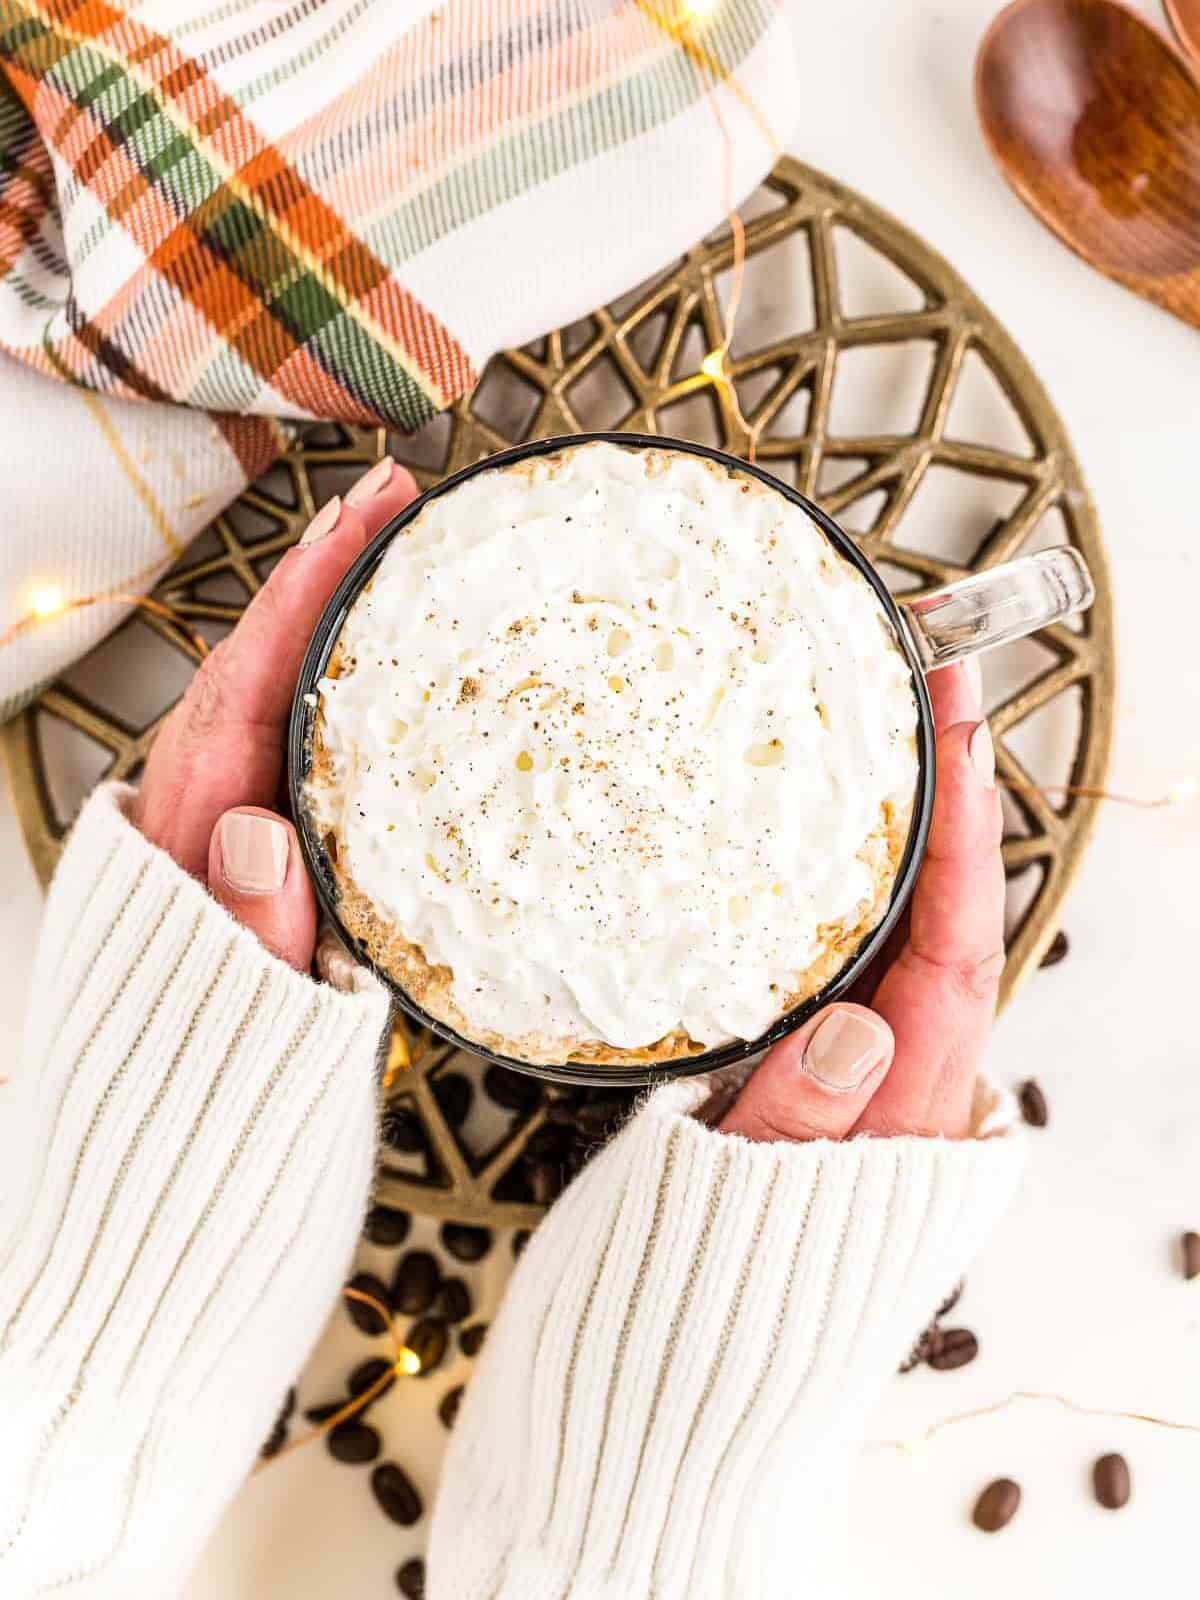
left=0, top=787, right=1024, bottom=1598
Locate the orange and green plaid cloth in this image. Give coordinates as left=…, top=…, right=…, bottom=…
left=0, top=0, right=795, bottom=713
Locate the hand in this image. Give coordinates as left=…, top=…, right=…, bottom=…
left=719, top=659, right=1004, bottom=1142
left=132, top=456, right=420, bottom=971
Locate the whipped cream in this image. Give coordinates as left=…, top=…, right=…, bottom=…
left=310, top=442, right=918, bottom=1055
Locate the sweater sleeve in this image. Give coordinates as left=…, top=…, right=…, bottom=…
left=428, top=1074, right=1024, bottom=1600
left=0, top=785, right=391, bottom=1597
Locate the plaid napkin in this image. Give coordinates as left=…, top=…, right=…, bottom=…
left=0, top=0, right=795, bottom=717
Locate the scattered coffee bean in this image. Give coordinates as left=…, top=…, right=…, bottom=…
left=396, top=1557, right=426, bottom=1599
left=391, top=1250, right=440, bottom=1315
left=937, top=1280, right=965, bottom=1319
left=259, top=1420, right=287, bottom=1459
left=304, top=1400, right=344, bottom=1425
left=433, top=1071, right=472, bottom=1127
left=973, top=1477, right=1021, bottom=1532
left=1040, top=929, right=1070, bottom=967
left=442, top=1222, right=492, bottom=1262
left=1093, top=1452, right=1131, bottom=1509
left=483, top=1064, right=539, bottom=1112
left=348, top=1357, right=395, bottom=1401
left=926, top=1327, right=978, bottom=1371
left=439, top=1385, right=464, bottom=1429
left=1182, top=1231, right=1200, bottom=1281
left=525, top=1158, right=562, bottom=1205
left=406, top=1316, right=449, bottom=1375
left=364, top=1205, right=411, bottom=1247
left=1019, top=1079, right=1049, bottom=1128
left=279, top=1386, right=296, bottom=1422
left=512, top=1230, right=531, bottom=1259
left=381, top=1105, right=426, bottom=1154
left=327, top=1420, right=381, bottom=1464
left=460, top=1322, right=488, bottom=1357
left=431, top=1276, right=472, bottom=1324
left=371, top=1461, right=423, bottom=1526
left=345, top=1272, right=390, bottom=1335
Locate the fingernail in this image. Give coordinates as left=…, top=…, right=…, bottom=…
left=963, top=654, right=983, bottom=710
left=220, top=811, right=289, bottom=895
left=299, top=495, right=342, bottom=547
left=969, top=719, right=996, bottom=789
left=345, top=455, right=395, bottom=508
left=802, top=1009, right=892, bottom=1092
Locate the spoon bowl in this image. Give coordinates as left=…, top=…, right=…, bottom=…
left=976, top=0, right=1200, bottom=327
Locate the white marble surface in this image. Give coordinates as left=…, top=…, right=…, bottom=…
left=3, top=0, right=1200, bottom=1593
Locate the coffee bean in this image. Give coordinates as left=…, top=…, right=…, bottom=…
left=441, top=1223, right=492, bottom=1263
left=371, top=1461, right=423, bottom=1526
left=439, top=1385, right=464, bottom=1429
left=525, top=1122, right=574, bottom=1161
left=973, top=1477, right=1021, bottom=1532
left=1019, top=1079, right=1048, bottom=1128
left=364, top=1205, right=411, bottom=1247
left=348, top=1357, right=395, bottom=1401
left=433, top=1071, right=472, bottom=1127
left=345, top=1272, right=390, bottom=1335
left=381, top=1105, right=426, bottom=1153
left=1040, top=929, right=1070, bottom=967
left=396, top=1557, right=426, bottom=1599
left=460, top=1322, right=488, bottom=1357
left=1093, top=1452, right=1131, bottom=1509
left=304, top=1400, right=344, bottom=1425
left=390, top=1250, right=440, bottom=1315
left=483, top=1065, right=539, bottom=1112
left=406, top=1316, right=449, bottom=1376
left=431, top=1276, right=472, bottom=1324
left=573, top=1096, right=629, bottom=1136
left=525, top=1158, right=562, bottom=1205
left=937, top=1280, right=965, bottom=1319
left=926, top=1327, right=978, bottom=1371
left=512, top=1229, right=531, bottom=1259
left=327, top=1420, right=381, bottom=1464
left=259, top=1421, right=287, bottom=1459
left=1182, top=1231, right=1200, bottom=1280
left=280, top=1386, right=296, bottom=1422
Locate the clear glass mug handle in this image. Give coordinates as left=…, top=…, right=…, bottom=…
left=899, top=547, right=1094, bottom=671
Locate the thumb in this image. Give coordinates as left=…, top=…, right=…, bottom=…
left=208, top=806, right=317, bottom=972
left=718, top=1003, right=895, bottom=1143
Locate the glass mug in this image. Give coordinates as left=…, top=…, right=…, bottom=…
left=289, top=432, right=1094, bottom=1086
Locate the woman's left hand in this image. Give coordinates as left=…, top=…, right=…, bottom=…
left=132, top=456, right=419, bottom=970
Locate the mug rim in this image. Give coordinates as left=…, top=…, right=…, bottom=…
left=287, top=431, right=936, bottom=1087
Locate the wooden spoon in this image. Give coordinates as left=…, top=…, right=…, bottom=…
left=1164, top=0, right=1200, bottom=66
left=976, top=0, right=1200, bottom=328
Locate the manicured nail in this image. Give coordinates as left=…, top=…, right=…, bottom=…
left=969, top=719, right=996, bottom=789
left=220, top=811, right=289, bottom=895
left=299, top=495, right=342, bottom=547
left=963, top=654, right=983, bottom=710
left=802, top=1008, right=892, bottom=1092
left=345, top=455, right=395, bottom=508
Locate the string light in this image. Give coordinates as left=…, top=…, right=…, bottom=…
left=29, top=584, right=66, bottom=620
left=681, top=0, right=721, bottom=17
left=254, top=1284, right=422, bottom=1472
left=867, top=1389, right=1200, bottom=1457
left=1000, top=776, right=1200, bottom=813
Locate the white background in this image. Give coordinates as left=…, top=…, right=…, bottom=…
left=2, top=0, right=1199, bottom=1593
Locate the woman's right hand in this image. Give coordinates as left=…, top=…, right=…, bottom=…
left=719, top=658, right=1005, bottom=1143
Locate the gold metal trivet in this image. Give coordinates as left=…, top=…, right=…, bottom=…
left=1, top=159, right=1115, bottom=1227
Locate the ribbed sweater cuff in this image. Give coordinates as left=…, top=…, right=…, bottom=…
left=0, top=785, right=390, bottom=1589
left=429, top=1074, right=1024, bottom=1600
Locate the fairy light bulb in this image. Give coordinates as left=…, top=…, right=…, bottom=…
left=395, top=1347, right=422, bottom=1377
left=700, top=349, right=727, bottom=382
left=1167, top=777, right=1200, bottom=806
left=29, top=584, right=66, bottom=620
left=683, top=0, right=720, bottom=17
